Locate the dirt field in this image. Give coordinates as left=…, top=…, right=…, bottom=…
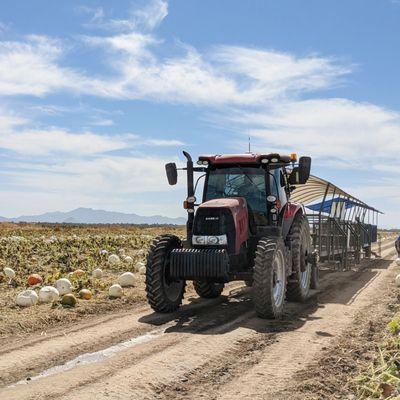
left=0, top=226, right=398, bottom=400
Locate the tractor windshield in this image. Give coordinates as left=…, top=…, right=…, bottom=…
left=204, top=167, right=267, bottom=212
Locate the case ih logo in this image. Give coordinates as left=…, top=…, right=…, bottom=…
left=205, top=217, right=219, bottom=221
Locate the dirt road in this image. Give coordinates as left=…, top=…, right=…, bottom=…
left=0, top=242, right=397, bottom=400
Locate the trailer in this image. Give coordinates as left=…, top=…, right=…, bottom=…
left=291, top=175, right=382, bottom=270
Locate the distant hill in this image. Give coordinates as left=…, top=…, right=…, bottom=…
left=0, top=207, right=186, bottom=225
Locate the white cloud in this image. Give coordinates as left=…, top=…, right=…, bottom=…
left=0, top=8, right=351, bottom=107
left=132, top=0, right=168, bottom=30
left=90, top=118, right=114, bottom=127
left=145, top=139, right=184, bottom=146
left=0, top=35, right=109, bottom=97
left=76, top=0, right=168, bottom=32
left=220, top=98, right=400, bottom=168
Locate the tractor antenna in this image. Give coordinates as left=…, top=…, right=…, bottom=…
left=248, top=136, right=251, bottom=153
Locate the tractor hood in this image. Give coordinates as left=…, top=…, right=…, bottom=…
left=199, top=197, right=247, bottom=212
left=196, top=197, right=248, bottom=253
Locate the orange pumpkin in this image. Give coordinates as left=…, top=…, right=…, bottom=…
left=28, top=274, right=43, bottom=286
left=70, top=269, right=85, bottom=277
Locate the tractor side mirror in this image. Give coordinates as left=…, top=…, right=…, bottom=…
left=165, top=163, right=178, bottom=185
left=298, top=156, right=311, bottom=184
left=288, top=157, right=311, bottom=185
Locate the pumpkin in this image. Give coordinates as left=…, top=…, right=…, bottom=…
left=70, top=269, right=85, bottom=277
left=56, top=278, right=73, bottom=295
left=79, top=289, right=92, bottom=300
left=28, top=274, right=43, bottom=286
left=16, top=290, right=38, bottom=307
left=3, top=267, right=16, bottom=278
left=109, top=284, right=123, bottom=298
left=135, top=261, right=145, bottom=273
left=139, top=265, right=146, bottom=275
left=396, top=258, right=400, bottom=266
left=108, top=254, right=120, bottom=265
left=100, top=249, right=108, bottom=256
left=396, top=274, right=400, bottom=287
left=124, top=256, right=133, bottom=263
left=39, top=286, right=59, bottom=303
left=119, top=248, right=125, bottom=255
left=118, top=272, right=135, bottom=287
left=92, top=268, right=103, bottom=279
left=61, top=293, right=77, bottom=307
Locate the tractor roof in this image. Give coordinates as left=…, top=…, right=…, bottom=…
left=198, top=153, right=295, bottom=165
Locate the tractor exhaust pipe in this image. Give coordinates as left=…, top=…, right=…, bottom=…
left=182, top=151, right=194, bottom=241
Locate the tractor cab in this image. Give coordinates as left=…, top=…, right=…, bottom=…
left=147, top=151, right=316, bottom=319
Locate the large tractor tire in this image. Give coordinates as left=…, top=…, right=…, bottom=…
left=193, top=281, right=224, bottom=298
left=253, top=237, right=287, bottom=319
left=286, top=214, right=312, bottom=302
left=145, top=234, right=186, bottom=313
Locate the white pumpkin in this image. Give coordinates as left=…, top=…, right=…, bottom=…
left=396, top=258, right=400, bottom=266
left=124, top=256, right=133, bottom=263
left=55, top=278, right=73, bottom=295
left=118, top=272, right=135, bottom=287
left=100, top=249, right=108, bottom=256
left=395, top=274, right=400, bottom=287
left=119, top=248, right=125, bottom=255
left=16, top=290, right=38, bottom=307
left=139, top=265, right=146, bottom=275
left=39, top=286, right=60, bottom=303
left=108, top=254, right=120, bottom=265
left=135, top=261, right=145, bottom=273
left=92, top=268, right=103, bottom=279
left=3, top=267, right=16, bottom=278
left=109, top=284, right=123, bottom=298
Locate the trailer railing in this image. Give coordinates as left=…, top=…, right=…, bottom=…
left=291, top=174, right=383, bottom=270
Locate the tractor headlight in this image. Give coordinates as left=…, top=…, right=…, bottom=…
left=208, top=236, right=219, bottom=245
left=192, top=235, right=227, bottom=246
left=194, top=236, right=205, bottom=244
left=267, top=195, right=277, bottom=203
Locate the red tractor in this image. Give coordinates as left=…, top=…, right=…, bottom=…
left=145, top=151, right=318, bottom=319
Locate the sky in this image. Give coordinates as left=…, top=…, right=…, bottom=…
left=0, top=0, right=400, bottom=227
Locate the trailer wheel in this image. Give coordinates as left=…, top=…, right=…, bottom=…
left=287, top=214, right=312, bottom=302
left=145, top=235, right=186, bottom=313
left=193, top=281, right=224, bottom=298
left=253, top=237, right=286, bottom=319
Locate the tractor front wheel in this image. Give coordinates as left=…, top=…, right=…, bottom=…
left=253, top=237, right=287, bottom=319
left=193, top=281, right=224, bottom=298
left=145, top=235, right=186, bottom=313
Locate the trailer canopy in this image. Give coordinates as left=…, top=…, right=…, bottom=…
left=291, top=175, right=382, bottom=214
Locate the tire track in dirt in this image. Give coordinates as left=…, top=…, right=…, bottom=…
left=0, top=282, right=248, bottom=387
left=160, top=249, right=397, bottom=400
left=0, top=245, right=396, bottom=400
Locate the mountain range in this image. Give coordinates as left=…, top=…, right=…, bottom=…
left=0, top=207, right=186, bottom=225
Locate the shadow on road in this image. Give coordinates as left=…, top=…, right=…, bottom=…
left=139, top=257, right=393, bottom=336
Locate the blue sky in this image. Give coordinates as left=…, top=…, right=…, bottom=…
left=0, top=0, right=399, bottom=227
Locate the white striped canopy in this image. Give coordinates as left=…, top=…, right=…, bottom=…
left=290, top=175, right=382, bottom=213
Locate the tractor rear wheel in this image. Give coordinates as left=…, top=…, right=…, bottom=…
left=287, top=214, right=312, bottom=302
left=193, top=281, right=224, bottom=298
left=253, top=237, right=286, bottom=319
left=145, top=235, right=186, bottom=313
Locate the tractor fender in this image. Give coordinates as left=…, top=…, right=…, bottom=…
left=282, top=203, right=303, bottom=239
